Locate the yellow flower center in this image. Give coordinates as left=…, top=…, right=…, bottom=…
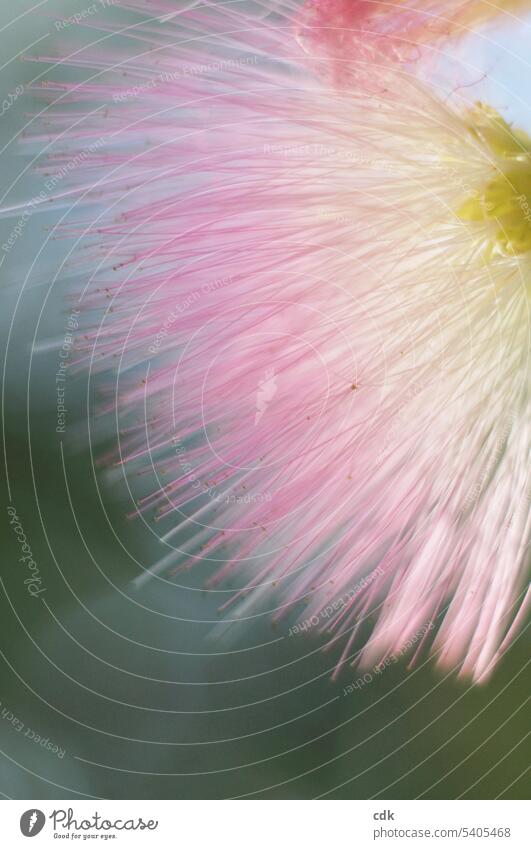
left=457, top=104, right=531, bottom=258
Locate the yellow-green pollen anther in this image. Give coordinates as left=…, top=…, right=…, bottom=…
left=457, top=104, right=531, bottom=258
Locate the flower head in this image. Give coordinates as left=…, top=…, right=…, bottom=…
left=34, top=0, right=530, bottom=682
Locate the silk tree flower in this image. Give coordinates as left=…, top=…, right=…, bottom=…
left=35, top=0, right=530, bottom=683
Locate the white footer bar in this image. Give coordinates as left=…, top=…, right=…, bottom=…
left=1, top=799, right=526, bottom=848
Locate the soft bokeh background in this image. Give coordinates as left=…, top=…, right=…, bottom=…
left=0, top=1, right=529, bottom=799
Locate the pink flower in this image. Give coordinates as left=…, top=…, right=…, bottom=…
left=37, top=0, right=530, bottom=682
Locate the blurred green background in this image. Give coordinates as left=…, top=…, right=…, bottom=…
left=0, top=1, right=529, bottom=799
